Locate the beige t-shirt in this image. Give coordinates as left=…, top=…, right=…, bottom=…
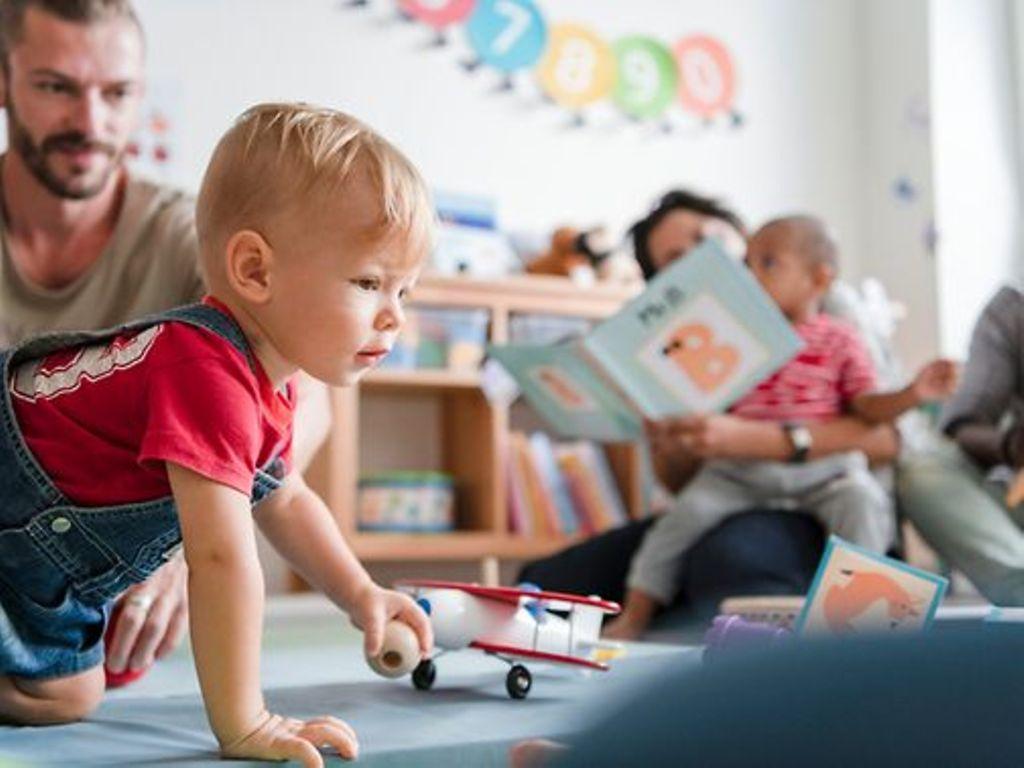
left=0, top=175, right=204, bottom=346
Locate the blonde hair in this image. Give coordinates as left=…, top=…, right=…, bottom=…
left=196, top=102, right=435, bottom=284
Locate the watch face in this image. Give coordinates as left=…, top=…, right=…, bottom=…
left=792, top=427, right=813, bottom=451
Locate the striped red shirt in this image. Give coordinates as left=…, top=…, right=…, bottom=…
left=729, top=314, right=877, bottom=422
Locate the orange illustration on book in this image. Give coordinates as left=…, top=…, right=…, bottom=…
left=537, top=367, right=588, bottom=409
left=661, top=323, right=739, bottom=392
left=822, top=569, right=922, bottom=633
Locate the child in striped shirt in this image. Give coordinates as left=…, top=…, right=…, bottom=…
left=605, top=215, right=957, bottom=639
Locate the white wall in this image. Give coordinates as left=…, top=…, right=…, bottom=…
left=931, top=0, right=1021, bottom=358
left=127, top=0, right=868, bottom=268
left=860, top=0, right=939, bottom=370
left=6, top=0, right=998, bottom=363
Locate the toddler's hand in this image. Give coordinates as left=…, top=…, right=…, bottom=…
left=220, top=711, right=358, bottom=766
left=349, top=583, right=433, bottom=660
left=912, top=358, right=959, bottom=402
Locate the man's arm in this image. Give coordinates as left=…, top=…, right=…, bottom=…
left=253, top=473, right=432, bottom=658
left=943, top=288, right=1023, bottom=469
left=950, top=423, right=1006, bottom=469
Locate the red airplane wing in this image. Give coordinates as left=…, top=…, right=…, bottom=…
left=397, top=579, right=620, bottom=614
left=469, top=640, right=610, bottom=671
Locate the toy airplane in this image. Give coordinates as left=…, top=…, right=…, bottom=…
left=394, top=579, right=623, bottom=699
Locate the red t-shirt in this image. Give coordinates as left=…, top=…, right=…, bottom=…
left=10, top=298, right=295, bottom=506
left=729, top=313, right=877, bottom=423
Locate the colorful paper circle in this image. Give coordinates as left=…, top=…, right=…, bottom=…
left=465, top=0, right=547, bottom=73
left=611, top=36, right=677, bottom=120
left=536, top=24, right=615, bottom=109
left=674, top=35, right=736, bottom=118
left=399, top=0, right=476, bottom=29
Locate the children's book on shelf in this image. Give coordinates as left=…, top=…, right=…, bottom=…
left=506, top=432, right=627, bottom=536
left=488, top=240, right=803, bottom=441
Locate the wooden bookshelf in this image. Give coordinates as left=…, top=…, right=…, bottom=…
left=300, top=273, right=642, bottom=586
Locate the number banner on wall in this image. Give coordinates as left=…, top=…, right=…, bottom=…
left=341, top=0, right=745, bottom=133
left=465, top=0, right=547, bottom=73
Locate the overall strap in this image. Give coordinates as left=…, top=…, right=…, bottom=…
left=9, top=303, right=257, bottom=373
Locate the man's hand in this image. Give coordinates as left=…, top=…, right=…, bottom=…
left=912, top=358, right=960, bottom=403
left=106, top=553, right=188, bottom=674
left=1001, top=424, right=1024, bottom=469
left=347, top=583, right=433, bottom=660
left=221, top=710, right=358, bottom=766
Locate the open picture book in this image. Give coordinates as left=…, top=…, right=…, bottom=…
left=488, top=240, right=804, bottom=441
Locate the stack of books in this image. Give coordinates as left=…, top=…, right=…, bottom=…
left=506, top=431, right=628, bottom=537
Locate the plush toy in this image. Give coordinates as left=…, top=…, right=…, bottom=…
left=525, top=226, right=642, bottom=287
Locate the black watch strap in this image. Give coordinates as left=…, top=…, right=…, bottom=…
left=783, top=422, right=812, bottom=463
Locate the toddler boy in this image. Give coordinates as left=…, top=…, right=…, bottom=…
left=0, top=103, right=435, bottom=765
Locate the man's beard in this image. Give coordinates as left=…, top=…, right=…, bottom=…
left=6, top=97, right=121, bottom=200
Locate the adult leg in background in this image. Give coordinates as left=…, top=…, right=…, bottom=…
left=899, top=438, right=1024, bottom=605
left=518, top=511, right=824, bottom=611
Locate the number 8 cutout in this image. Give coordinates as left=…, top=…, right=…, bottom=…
left=536, top=23, right=615, bottom=109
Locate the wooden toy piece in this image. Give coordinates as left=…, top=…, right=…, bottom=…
left=1007, top=470, right=1024, bottom=508
left=366, top=620, right=421, bottom=679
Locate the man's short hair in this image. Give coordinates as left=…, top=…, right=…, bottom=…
left=0, top=0, right=142, bottom=67
left=196, top=102, right=436, bottom=284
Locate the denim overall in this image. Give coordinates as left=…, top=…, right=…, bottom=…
left=0, top=304, right=285, bottom=679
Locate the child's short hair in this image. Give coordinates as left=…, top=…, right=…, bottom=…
left=757, top=214, right=838, bottom=271
left=196, top=102, right=435, bottom=284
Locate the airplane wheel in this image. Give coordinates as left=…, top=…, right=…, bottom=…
left=506, top=664, right=532, bottom=699
left=412, top=659, right=436, bottom=691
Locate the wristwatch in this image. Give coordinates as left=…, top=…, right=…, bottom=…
left=782, top=422, right=812, bottom=463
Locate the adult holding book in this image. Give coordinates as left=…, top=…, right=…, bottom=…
left=519, top=189, right=900, bottom=621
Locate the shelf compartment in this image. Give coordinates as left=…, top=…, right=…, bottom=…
left=348, top=531, right=585, bottom=561
left=362, top=369, right=482, bottom=390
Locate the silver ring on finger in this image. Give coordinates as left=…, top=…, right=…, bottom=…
left=126, top=593, right=155, bottom=612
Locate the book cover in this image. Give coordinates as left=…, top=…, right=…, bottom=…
left=511, top=432, right=558, bottom=537
left=488, top=240, right=804, bottom=440
left=795, top=536, right=948, bottom=636
left=528, top=433, right=580, bottom=535
left=555, top=448, right=598, bottom=534
left=505, top=448, right=530, bottom=535
left=488, top=342, right=642, bottom=442
left=577, top=442, right=628, bottom=527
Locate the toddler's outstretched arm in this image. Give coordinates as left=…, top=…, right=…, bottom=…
left=168, top=463, right=358, bottom=766
left=851, top=358, right=959, bottom=425
left=254, top=473, right=433, bottom=662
